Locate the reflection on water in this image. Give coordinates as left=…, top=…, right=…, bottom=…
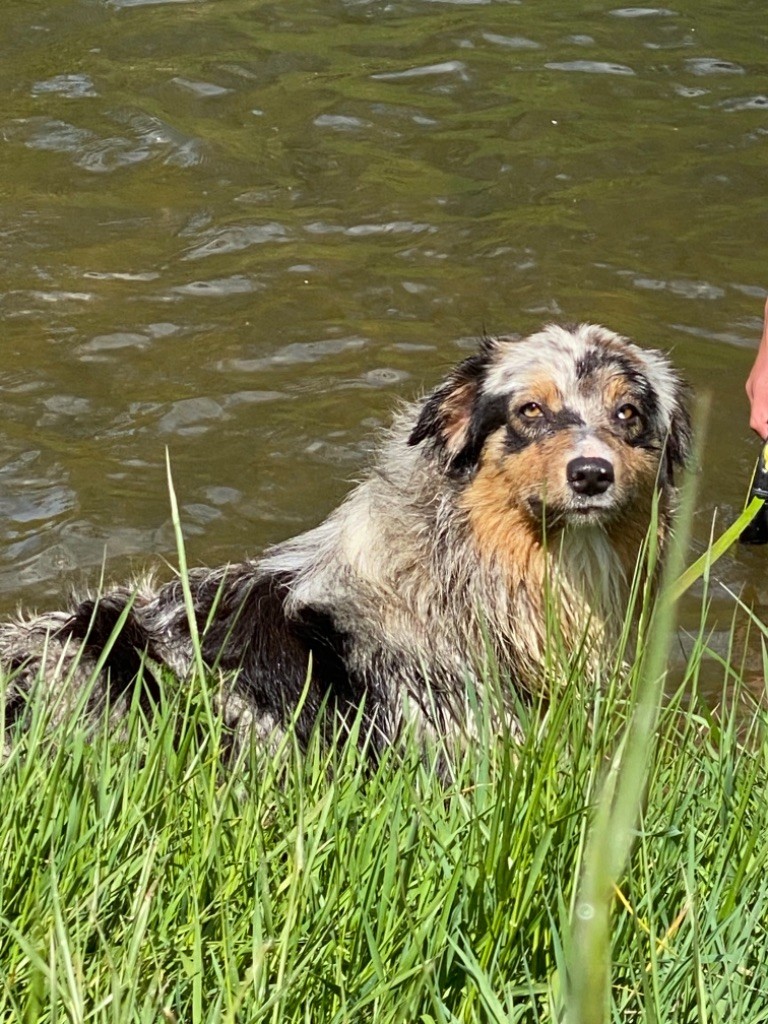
left=0, top=0, right=767, bottom=691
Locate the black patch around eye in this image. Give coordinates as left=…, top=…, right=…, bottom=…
left=504, top=424, right=532, bottom=453
left=609, top=377, right=661, bottom=444
left=578, top=353, right=664, bottom=435
left=620, top=406, right=665, bottom=452
left=504, top=406, right=584, bottom=454
left=577, top=351, right=661, bottom=418
left=624, top=376, right=659, bottom=421
left=626, top=425, right=660, bottom=451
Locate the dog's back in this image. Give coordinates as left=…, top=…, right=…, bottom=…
left=1, top=324, right=691, bottom=759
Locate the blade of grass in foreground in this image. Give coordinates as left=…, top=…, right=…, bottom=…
left=670, top=495, right=764, bottom=601
left=165, top=449, right=206, bottom=686
left=671, top=435, right=768, bottom=601
left=565, top=414, right=702, bottom=1024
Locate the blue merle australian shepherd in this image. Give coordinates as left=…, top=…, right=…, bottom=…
left=1, top=324, right=691, bottom=761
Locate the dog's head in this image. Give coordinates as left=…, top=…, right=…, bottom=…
left=408, top=323, right=692, bottom=531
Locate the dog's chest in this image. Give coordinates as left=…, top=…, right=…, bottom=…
left=553, top=525, right=628, bottom=635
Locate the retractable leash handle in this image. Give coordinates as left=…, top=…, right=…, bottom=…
left=739, top=438, right=768, bottom=545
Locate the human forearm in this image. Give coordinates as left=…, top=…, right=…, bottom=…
left=746, top=298, right=768, bottom=439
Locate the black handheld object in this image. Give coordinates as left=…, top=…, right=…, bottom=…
left=739, top=439, right=768, bottom=545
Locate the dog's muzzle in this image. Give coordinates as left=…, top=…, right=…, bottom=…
left=566, top=456, right=614, bottom=497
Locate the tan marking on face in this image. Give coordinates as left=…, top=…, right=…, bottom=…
left=602, top=373, right=633, bottom=408
left=517, top=374, right=563, bottom=413
left=460, top=426, right=664, bottom=577
left=459, top=431, right=553, bottom=575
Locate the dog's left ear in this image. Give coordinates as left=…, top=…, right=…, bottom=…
left=408, top=342, right=507, bottom=478
left=663, top=380, right=693, bottom=484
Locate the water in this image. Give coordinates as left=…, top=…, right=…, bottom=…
left=1, top=0, right=767, bottom=686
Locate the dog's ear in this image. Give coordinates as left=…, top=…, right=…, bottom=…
left=663, top=380, right=693, bottom=484
left=408, top=342, right=507, bottom=478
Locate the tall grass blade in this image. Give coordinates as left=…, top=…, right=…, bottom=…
left=565, top=407, right=703, bottom=1024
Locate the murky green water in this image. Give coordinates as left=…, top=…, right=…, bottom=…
left=1, top=0, right=767, bottom=683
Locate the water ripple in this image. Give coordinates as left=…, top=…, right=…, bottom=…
left=107, top=0, right=202, bottom=7
left=482, top=33, right=540, bottom=50
left=217, top=335, right=369, bottom=373
left=10, top=114, right=203, bottom=172
left=157, top=398, right=226, bottom=435
left=304, top=220, right=433, bottom=237
left=78, top=332, right=152, bottom=356
left=372, top=61, right=469, bottom=82
left=684, top=57, right=745, bottom=76
left=313, top=114, right=372, bottom=131
left=171, top=77, right=233, bottom=98
left=31, top=74, right=98, bottom=98
left=720, top=95, right=768, bottom=111
left=172, top=275, right=259, bottom=297
left=182, top=223, right=290, bottom=260
left=546, top=60, right=635, bottom=75
left=609, top=7, right=676, bottom=16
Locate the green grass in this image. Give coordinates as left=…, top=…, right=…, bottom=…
left=1, top=602, right=768, bottom=1023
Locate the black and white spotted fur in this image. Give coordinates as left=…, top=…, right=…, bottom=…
left=0, top=324, right=691, bottom=760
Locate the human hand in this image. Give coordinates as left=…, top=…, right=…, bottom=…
left=746, top=298, right=768, bottom=439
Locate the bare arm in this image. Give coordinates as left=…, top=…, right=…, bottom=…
left=746, top=298, right=768, bottom=439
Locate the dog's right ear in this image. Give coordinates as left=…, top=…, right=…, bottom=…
left=408, top=341, right=507, bottom=478
left=663, top=380, right=694, bottom=485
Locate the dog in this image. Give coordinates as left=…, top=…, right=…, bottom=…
left=0, top=323, right=691, bottom=762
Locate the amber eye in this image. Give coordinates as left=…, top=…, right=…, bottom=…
left=519, top=402, right=544, bottom=419
left=616, top=403, right=640, bottom=422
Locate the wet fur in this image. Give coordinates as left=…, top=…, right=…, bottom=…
left=1, top=324, right=692, bottom=760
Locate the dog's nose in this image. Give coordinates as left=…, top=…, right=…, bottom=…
left=566, top=457, right=614, bottom=496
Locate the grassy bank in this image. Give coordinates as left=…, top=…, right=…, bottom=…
left=1, top=608, right=767, bottom=1023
